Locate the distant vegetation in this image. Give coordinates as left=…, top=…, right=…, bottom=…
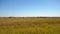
left=0, top=17, right=60, bottom=34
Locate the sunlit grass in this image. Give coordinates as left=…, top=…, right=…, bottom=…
left=0, top=17, right=60, bottom=34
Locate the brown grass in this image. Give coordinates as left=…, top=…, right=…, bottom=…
left=0, top=17, right=60, bottom=34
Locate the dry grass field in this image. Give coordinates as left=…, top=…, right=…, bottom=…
left=0, top=17, right=60, bottom=34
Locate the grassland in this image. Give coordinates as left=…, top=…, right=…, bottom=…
left=0, top=17, right=60, bottom=34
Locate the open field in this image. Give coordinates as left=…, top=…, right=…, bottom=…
left=0, top=17, right=60, bottom=34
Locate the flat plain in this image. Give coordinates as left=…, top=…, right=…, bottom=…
left=0, top=17, right=60, bottom=34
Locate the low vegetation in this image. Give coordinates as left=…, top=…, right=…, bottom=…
left=0, top=17, right=60, bottom=34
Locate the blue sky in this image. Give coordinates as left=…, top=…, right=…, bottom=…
left=0, top=0, right=60, bottom=17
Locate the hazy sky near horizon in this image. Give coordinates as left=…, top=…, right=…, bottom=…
left=0, top=0, right=60, bottom=17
